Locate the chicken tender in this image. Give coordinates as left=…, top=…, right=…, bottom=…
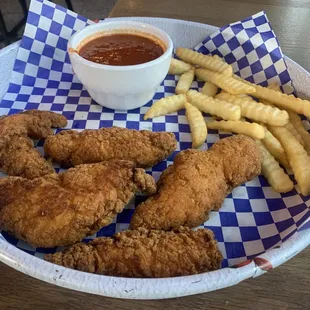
left=0, top=136, right=55, bottom=179
left=44, top=127, right=177, bottom=168
left=0, top=160, right=156, bottom=248
left=0, top=110, right=67, bottom=138
left=0, top=110, right=67, bottom=179
left=45, top=227, right=223, bottom=278
left=130, top=135, right=261, bottom=230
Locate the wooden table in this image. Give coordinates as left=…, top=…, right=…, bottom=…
left=1, top=1, right=310, bottom=309
left=111, top=0, right=310, bottom=72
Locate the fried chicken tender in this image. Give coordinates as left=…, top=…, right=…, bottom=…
left=0, top=110, right=67, bottom=137
left=0, top=136, right=55, bottom=179
left=45, top=227, right=223, bottom=278
left=130, top=135, right=261, bottom=230
left=0, top=160, right=156, bottom=248
left=44, top=127, right=177, bottom=168
left=0, top=110, right=67, bottom=179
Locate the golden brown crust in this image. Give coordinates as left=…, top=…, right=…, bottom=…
left=44, top=127, right=177, bottom=168
left=0, top=136, right=55, bottom=179
left=0, top=110, right=67, bottom=138
left=0, top=110, right=67, bottom=179
left=45, top=227, right=223, bottom=278
left=0, top=160, right=156, bottom=248
left=130, top=135, right=262, bottom=230
left=133, top=168, right=157, bottom=195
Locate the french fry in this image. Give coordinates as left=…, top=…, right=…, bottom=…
left=259, top=97, right=305, bottom=161
left=201, top=81, right=218, bottom=97
left=268, top=126, right=310, bottom=196
left=185, top=102, right=208, bottom=148
left=176, top=69, right=195, bottom=94
left=176, top=48, right=233, bottom=76
left=262, top=86, right=307, bottom=147
left=284, top=121, right=305, bottom=146
left=236, top=94, right=253, bottom=100
left=267, top=84, right=281, bottom=92
left=288, top=111, right=310, bottom=155
left=212, top=54, right=224, bottom=62
left=196, top=68, right=256, bottom=95
left=260, top=124, right=290, bottom=169
left=168, top=58, right=193, bottom=75
left=144, top=94, right=187, bottom=120
left=206, top=120, right=265, bottom=140
left=259, top=98, right=273, bottom=106
left=187, top=90, right=241, bottom=121
left=234, top=75, right=310, bottom=118
left=256, top=140, right=294, bottom=193
left=260, top=84, right=310, bottom=148
left=216, top=92, right=289, bottom=126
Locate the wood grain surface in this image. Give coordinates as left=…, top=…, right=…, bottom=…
left=111, top=0, right=310, bottom=72
left=1, top=0, right=310, bottom=309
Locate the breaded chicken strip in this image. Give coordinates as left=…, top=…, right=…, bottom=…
left=130, top=135, right=261, bottom=230
left=0, top=110, right=67, bottom=137
left=0, top=136, right=55, bottom=179
left=45, top=227, right=222, bottom=278
left=44, top=127, right=177, bottom=168
left=0, top=110, right=67, bottom=179
left=0, top=160, right=156, bottom=248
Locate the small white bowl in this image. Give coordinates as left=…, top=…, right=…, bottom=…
left=68, top=21, right=173, bottom=110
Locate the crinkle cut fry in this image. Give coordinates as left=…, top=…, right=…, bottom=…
left=256, top=140, right=294, bottom=193
left=176, top=47, right=233, bottom=76
left=233, top=75, right=310, bottom=118
left=269, top=126, right=310, bottom=196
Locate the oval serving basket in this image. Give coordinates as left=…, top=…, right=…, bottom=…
left=0, top=17, right=309, bottom=300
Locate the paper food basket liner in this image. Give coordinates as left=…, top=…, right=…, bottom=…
left=0, top=0, right=309, bottom=268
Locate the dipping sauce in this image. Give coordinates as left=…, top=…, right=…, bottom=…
left=79, top=33, right=165, bottom=66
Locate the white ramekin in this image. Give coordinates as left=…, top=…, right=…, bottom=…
left=68, top=21, right=173, bottom=110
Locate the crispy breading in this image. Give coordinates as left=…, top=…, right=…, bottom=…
left=0, top=160, right=156, bottom=248
left=45, top=227, right=222, bottom=278
left=0, top=110, right=67, bottom=138
left=44, top=127, right=177, bottom=168
left=0, top=136, right=55, bottom=179
left=0, top=110, right=67, bottom=178
left=130, top=135, right=261, bottom=230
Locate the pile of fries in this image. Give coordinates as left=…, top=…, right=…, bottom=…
left=144, top=48, right=310, bottom=196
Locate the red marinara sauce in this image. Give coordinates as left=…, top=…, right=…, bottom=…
left=78, top=33, right=165, bottom=66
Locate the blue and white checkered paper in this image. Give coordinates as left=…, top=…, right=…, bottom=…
left=195, top=11, right=294, bottom=95
left=1, top=0, right=309, bottom=268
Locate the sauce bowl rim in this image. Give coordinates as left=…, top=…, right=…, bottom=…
left=68, top=20, right=174, bottom=71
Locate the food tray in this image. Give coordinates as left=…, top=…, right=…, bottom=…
left=0, top=0, right=309, bottom=299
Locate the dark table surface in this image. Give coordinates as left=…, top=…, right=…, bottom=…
left=111, top=0, right=310, bottom=72
left=1, top=1, right=310, bottom=309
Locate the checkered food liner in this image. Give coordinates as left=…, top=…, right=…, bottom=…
left=0, top=0, right=309, bottom=268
